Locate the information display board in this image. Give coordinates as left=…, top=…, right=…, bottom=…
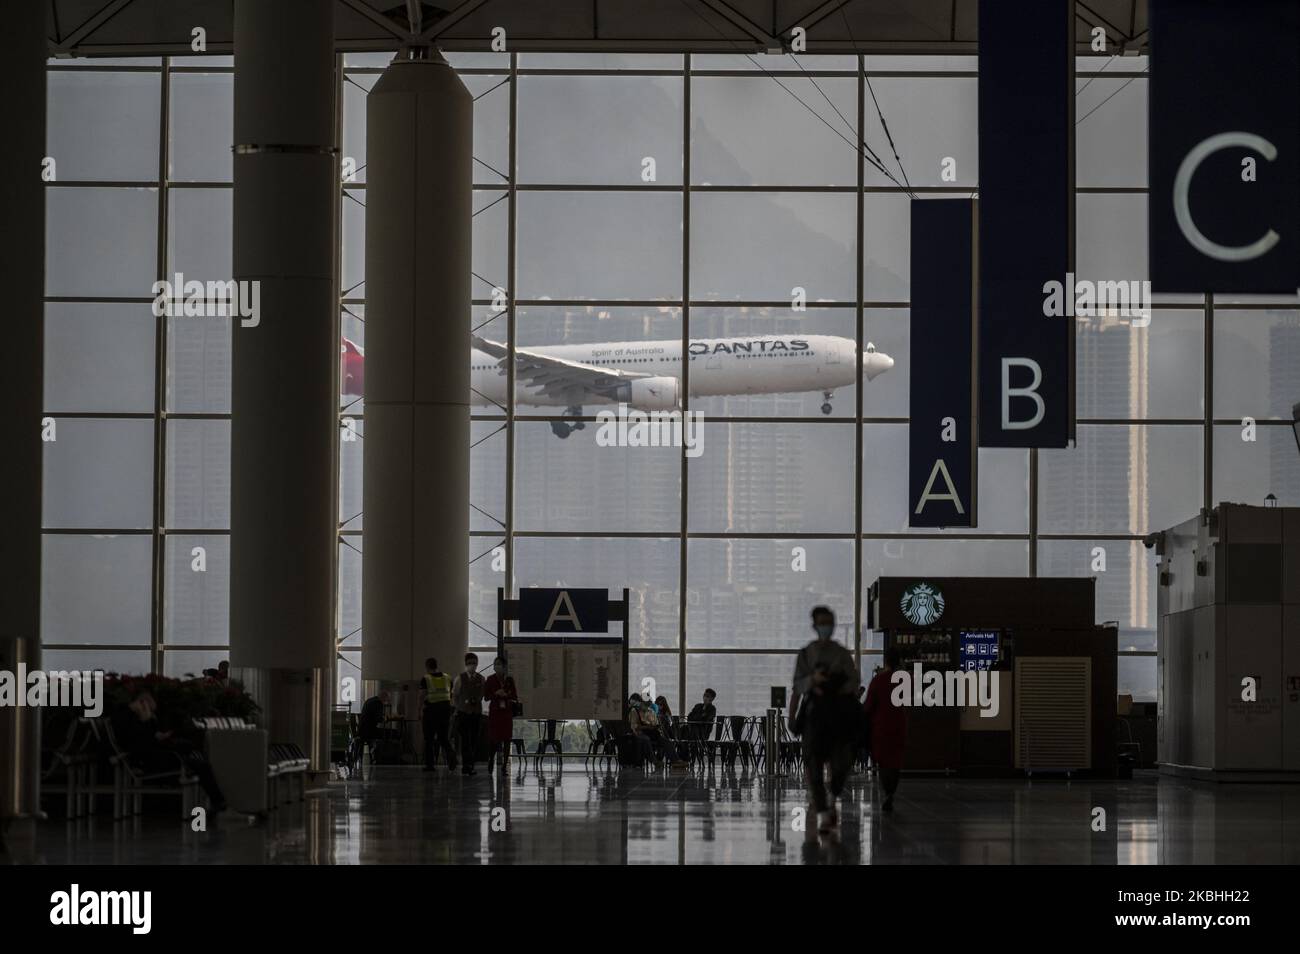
left=505, top=636, right=625, bottom=721
left=498, top=587, right=630, bottom=722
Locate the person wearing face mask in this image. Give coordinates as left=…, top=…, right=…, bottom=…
left=791, top=605, right=860, bottom=835
left=452, top=653, right=486, bottom=776
left=625, top=694, right=655, bottom=766
left=421, top=657, right=457, bottom=773
left=483, top=655, right=519, bottom=775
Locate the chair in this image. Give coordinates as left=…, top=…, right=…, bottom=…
left=696, top=715, right=725, bottom=768
left=533, top=718, right=563, bottom=769
left=719, top=716, right=754, bottom=769
left=737, top=717, right=761, bottom=770
left=778, top=718, right=803, bottom=773
left=595, top=719, right=627, bottom=770
left=268, top=741, right=311, bottom=804
left=579, top=720, right=608, bottom=771
left=1117, top=720, right=1141, bottom=777
left=683, top=718, right=716, bottom=770
left=347, top=713, right=378, bottom=776
left=39, top=712, right=92, bottom=819
left=327, top=707, right=358, bottom=779
left=101, top=719, right=200, bottom=821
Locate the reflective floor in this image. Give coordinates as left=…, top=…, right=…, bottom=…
left=16, top=765, right=1300, bottom=864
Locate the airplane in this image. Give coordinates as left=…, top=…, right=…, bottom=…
left=342, top=333, right=894, bottom=438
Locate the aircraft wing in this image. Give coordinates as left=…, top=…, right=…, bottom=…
left=472, top=334, right=656, bottom=406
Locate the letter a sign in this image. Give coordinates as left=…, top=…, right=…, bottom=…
left=518, top=588, right=608, bottom=634
left=910, top=198, right=977, bottom=527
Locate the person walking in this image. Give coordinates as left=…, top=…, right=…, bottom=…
left=863, top=645, right=909, bottom=812
left=483, top=656, right=519, bottom=775
left=791, top=605, right=860, bottom=835
left=452, top=652, right=485, bottom=776
left=420, top=657, right=456, bottom=772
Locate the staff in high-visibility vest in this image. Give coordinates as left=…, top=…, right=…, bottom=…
left=421, top=657, right=457, bottom=772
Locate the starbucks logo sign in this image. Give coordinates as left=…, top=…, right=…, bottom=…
left=900, top=582, right=945, bottom=626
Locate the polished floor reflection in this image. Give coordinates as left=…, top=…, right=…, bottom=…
left=18, top=766, right=1300, bottom=864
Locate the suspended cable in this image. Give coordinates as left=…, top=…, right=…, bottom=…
left=1074, top=53, right=1115, bottom=98
left=673, top=0, right=914, bottom=195
left=787, top=53, right=906, bottom=193
left=473, top=75, right=511, bottom=102
left=840, top=7, right=914, bottom=194
left=1076, top=70, right=1146, bottom=126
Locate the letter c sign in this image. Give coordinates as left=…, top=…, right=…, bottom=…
left=1174, top=132, right=1280, bottom=262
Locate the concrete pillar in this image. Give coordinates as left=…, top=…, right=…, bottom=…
left=230, top=0, right=337, bottom=763
left=362, top=49, right=472, bottom=682
left=0, top=0, right=46, bottom=837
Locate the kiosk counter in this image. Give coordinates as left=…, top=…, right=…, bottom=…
left=868, top=577, right=1117, bottom=778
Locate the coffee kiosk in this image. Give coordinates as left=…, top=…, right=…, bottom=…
left=868, top=577, right=1117, bottom=778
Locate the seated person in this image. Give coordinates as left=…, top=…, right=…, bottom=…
left=636, top=695, right=670, bottom=762
left=358, top=690, right=400, bottom=759
left=112, top=688, right=226, bottom=812
left=626, top=695, right=656, bottom=765
left=686, top=688, right=718, bottom=740
left=655, top=695, right=674, bottom=726
left=655, top=695, right=685, bottom=761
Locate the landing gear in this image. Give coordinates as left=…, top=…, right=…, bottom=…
left=821, top=390, right=834, bottom=416
left=549, top=406, right=587, bottom=439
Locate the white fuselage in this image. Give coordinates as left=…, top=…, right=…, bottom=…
left=470, top=334, right=878, bottom=408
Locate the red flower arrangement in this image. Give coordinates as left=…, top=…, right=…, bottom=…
left=102, top=673, right=260, bottom=735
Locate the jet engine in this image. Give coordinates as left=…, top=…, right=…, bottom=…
left=618, top=376, right=680, bottom=411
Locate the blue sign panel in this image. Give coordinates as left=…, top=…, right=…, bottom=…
left=910, top=198, right=977, bottom=527
left=517, top=588, right=609, bottom=633
left=978, top=0, right=1074, bottom=448
left=1149, top=0, right=1300, bottom=293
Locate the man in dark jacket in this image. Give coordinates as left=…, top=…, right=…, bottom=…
left=685, top=688, right=718, bottom=742
left=451, top=653, right=485, bottom=776
left=358, top=690, right=400, bottom=764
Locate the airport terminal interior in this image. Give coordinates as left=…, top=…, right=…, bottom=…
left=2, top=0, right=1300, bottom=868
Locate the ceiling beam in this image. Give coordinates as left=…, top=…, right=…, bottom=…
left=787, top=0, right=857, bottom=36
left=336, top=0, right=412, bottom=41
left=1075, top=0, right=1133, bottom=46
left=417, top=0, right=495, bottom=42
left=52, top=0, right=139, bottom=53
left=696, top=0, right=779, bottom=48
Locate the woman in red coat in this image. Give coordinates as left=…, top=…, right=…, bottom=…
left=863, top=645, right=908, bottom=812
left=483, top=656, right=518, bottom=774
